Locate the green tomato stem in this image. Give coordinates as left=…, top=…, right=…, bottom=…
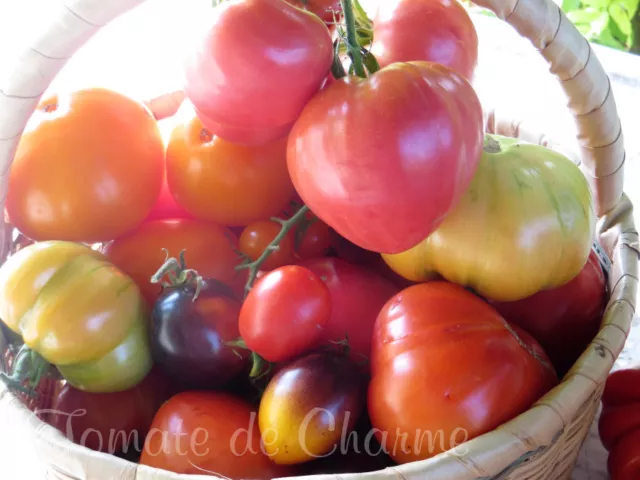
left=0, top=345, right=51, bottom=398
left=340, top=0, right=367, bottom=78
left=237, top=204, right=310, bottom=297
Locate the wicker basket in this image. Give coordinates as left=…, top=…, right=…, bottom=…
left=0, top=0, right=639, bottom=479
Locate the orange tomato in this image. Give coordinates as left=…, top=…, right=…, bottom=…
left=166, top=107, right=294, bottom=226
left=102, top=219, right=243, bottom=306
left=6, top=88, right=164, bottom=242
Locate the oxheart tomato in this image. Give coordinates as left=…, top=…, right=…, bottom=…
left=368, top=282, right=558, bottom=464
left=140, top=391, right=292, bottom=479
left=45, top=368, right=175, bottom=455
left=239, top=266, right=331, bottom=363
left=370, top=0, right=478, bottom=80
left=383, top=134, right=596, bottom=301
left=490, top=249, right=607, bottom=376
left=608, top=429, right=640, bottom=480
left=151, top=281, right=248, bottom=390
left=258, top=352, right=366, bottom=464
left=102, top=219, right=242, bottom=306
left=183, top=0, right=333, bottom=145
left=166, top=105, right=294, bottom=226
left=7, top=88, right=164, bottom=243
left=298, top=257, right=399, bottom=363
left=288, top=61, right=484, bottom=254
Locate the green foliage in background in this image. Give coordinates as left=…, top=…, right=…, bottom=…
left=562, top=0, right=640, bottom=53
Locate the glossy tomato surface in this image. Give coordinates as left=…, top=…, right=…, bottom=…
left=368, top=282, right=557, bottom=464
left=288, top=61, right=484, bottom=254
left=239, top=266, right=331, bottom=363
left=0, top=241, right=152, bottom=393
left=371, top=0, right=478, bottom=80
left=46, top=368, right=175, bottom=455
left=7, top=88, right=164, bottom=243
left=491, top=249, right=607, bottom=376
left=103, top=219, right=242, bottom=306
left=298, top=257, right=399, bottom=363
left=259, top=352, right=366, bottom=464
left=183, top=0, right=333, bottom=145
left=140, top=391, right=292, bottom=479
left=166, top=107, right=294, bottom=225
left=151, top=281, right=247, bottom=389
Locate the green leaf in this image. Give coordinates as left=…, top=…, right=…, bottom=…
left=562, top=0, right=582, bottom=12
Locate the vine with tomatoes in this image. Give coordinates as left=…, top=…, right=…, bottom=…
left=0, top=0, right=611, bottom=477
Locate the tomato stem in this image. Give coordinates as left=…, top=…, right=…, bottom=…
left=340, top=0, right=367, bottom=78
left=0, top=345, right=51, bottom=398
left=237, top=205, right=310, bottom=297
left=150, top=249, right=205, bottom=302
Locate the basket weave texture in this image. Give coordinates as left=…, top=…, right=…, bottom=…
left=0, top=0, right=639, bottom=479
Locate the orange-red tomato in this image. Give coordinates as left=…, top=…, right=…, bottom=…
left=166, top=109, right=294, bottom=226
left=239, top=220, right=296, bottom=271
left=140, top=391, right=292, bottom=479
left=368, top=282, right=558, bottom=464
left=102, top=219, right=242, bottom=306
left=6, top=88, right=164, bottom=243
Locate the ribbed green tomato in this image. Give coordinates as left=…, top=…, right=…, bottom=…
left=0, top=241, right=152, bottom=392
left=382, top=134, right=596, bottom=302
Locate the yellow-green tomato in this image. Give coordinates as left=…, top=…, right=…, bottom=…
left=258, top=352, right=366, bottom=465
left=382, top=134, right=595, bottom=302
left=0, top=241, right=152, bottom=392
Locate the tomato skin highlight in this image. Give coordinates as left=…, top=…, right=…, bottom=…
left=166, top=108, right=294, bottom=226
left=183, top=0, right=333, bottom=146
left=239, top=266, right=331, bottom=363
left=287, top=61, right=484, bottom=254
left=7, top=88, right=164, bottom=243
left=490, top=249, right=607, bottom=376
left=298, top=257, right=399, bottom=363
left=371, top=0, right=478, bottom=81
left=140, top=391, right=292, bottom=479
left=368, top=282, right=557, bottom=464
left=103, top=219, right=242, bottom=306
left=150, top=281, right=248, bottom=390
left=258, top=352, right=367, bottom=465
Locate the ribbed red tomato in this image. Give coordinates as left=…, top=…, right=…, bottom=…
left=183, top=0, right=333, bottom=145
left=287, top=61, right=484, bottom=254
left=368, top=282, right=557, bottom=464
left=370, top=0, right=478, bottom=80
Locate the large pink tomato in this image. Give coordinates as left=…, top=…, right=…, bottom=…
left=287, top=61, right=484, bottom=254
left=183, top=0, right=333, bottom=146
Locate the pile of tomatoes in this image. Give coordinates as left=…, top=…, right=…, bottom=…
left=0, top=0, right=612, bottom=478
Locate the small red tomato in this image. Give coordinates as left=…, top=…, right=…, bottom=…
left=370, top=0, right=478, bottom=81
left=183, top=0, right=333, bottom=145
left=140, top=391, right=292, bottom=479
left=608, top=429, right=640, bottom=480
left=239, top=220, right=297, bottom=271
left=239, top=265, right=331, bottom=362
left=491, top=249, right=607, bottom=376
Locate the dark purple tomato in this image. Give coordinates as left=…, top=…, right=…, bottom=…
left=150, top=280, right=248, bottom=389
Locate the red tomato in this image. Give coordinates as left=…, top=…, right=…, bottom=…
left=183, top=0, right=333, bottom=145
left=239, top=266, right=331, bottom=363
left=239, top=220, right=297, bottom=271
left=491, top=249, right=607, bottom=376
left=140, top=391, right=292, bottom=479
left=166, top=107, right=294, bottom=226
left=298, top=257, right=399, bottom=363
left=370, top=0, right=478, bottom=80
left=608, top=429, right=640, bottom=480
left=45, top=368, right=175, bottom=455
left=295, top=218, right=333, bottom=260
left=144, top=179, right=193, bottom=222
left=289, top=0, right=342, bottom=23
left=6, top=88, right=164, bottom=243
left=102, top=219, right=242, bottom=306
left=599, top=403, right=640, bottom=453
left=287, top=61, right=484, bottom=254
left=368, top=282, right=558, bottom=464
left=602, top=367, right=640, bottom=407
